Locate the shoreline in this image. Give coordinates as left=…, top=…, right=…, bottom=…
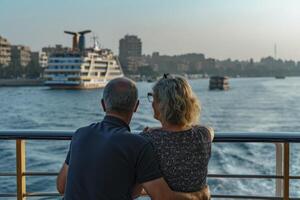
left=0, top=76, right=298, bottom=87
left=0, top=79, right=44, bottom=87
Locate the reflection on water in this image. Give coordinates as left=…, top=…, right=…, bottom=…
left=1, top=77, right=300, bottom=199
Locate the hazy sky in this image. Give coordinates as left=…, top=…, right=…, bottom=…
left=1, top=0, right=300, bottom=61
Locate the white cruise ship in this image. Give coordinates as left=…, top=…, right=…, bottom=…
left=44, top=30, right=124, bottom=89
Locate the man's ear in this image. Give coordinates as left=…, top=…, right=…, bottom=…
left=101, top=99, right=106, bottom=112
left=133, top=100, right=139, bottom=112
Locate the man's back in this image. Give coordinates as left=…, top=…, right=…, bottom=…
left=64, top=116, right=161, bottom=200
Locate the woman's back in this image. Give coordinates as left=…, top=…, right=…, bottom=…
left=141, top=125, right=212, bottom=192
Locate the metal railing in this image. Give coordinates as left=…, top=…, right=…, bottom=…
left=1, top=130, right=300, bottom=200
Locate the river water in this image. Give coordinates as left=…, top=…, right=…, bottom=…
left=0, top=77, right=300, bottom=199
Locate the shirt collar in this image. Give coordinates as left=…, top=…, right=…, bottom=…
left=103, top=115, right=131, bottom=132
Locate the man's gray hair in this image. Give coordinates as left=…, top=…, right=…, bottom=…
left=103, top=77, right=138, bottom=113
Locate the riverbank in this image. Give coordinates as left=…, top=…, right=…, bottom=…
left=0, top=79, right=44, bottom=86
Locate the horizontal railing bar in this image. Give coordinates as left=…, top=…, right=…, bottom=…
left=289, top=176, right=300, bottom=179
left=24, top=172, right=58, bottom=176
left=0, top=130, right=73, bottom=140
left=4, top=172, right=300, bottom=180
left=25, top=192, right=62, bottom=197
left=213, top=132, right=300, bottom=143
left=0, top=193, right=297, bottom=200
left=1, top=130, right=300, bottom=143
left=211, top=194, right=282, bottom=199
left=0, top=172, right=295, bottom=179
left=0, top=172, right=16, bottom=176
left=0, top=193, right=17, bottom=197
left=208, top=174, right=283, bottom=179
left=0, top=172, right=59, bottom=176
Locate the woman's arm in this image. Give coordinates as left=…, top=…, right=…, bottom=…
left=133, top=182, right=210, bottom=200
left=206, top=127, right=215, bottom=142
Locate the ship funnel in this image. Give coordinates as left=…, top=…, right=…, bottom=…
left=64, top=31, right=79, bottom=51
left=78, top=30, right=91, bottom=52
left=64, top=30, right=91, bottom=52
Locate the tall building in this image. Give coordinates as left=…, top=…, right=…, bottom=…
left=119, top=35, right=142, bottom=72
left=30, top=52, right=40, bottom=65
left=0, top=36, right=11, bottom=66
left=11, top=45, right=31, bottom=67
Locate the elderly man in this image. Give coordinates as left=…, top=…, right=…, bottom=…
left=57, top=77, right=209, bottom=200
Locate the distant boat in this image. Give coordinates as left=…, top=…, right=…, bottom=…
left=275, top=76, right=285, bottom=79
left=147, top=77, right=156, bottom=83
left=209, top=76, right=229, bottom=90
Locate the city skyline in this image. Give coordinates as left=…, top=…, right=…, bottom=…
left=1, top=0, right=300, bottom=61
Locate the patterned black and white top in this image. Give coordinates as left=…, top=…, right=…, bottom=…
left=140, top=125, right=212, bottom=192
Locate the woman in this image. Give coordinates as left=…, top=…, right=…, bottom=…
left=138, top=74, right=214, bottom=199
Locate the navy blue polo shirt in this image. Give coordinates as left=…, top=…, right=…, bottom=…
left=64, top=115, right=162, bottom=200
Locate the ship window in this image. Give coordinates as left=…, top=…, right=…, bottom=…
left=100, top=72, right=106, bottom=76
left=109, top=72, right=121, bottom=76
left=81, top=72, right=88, bottom=76
left=95, top=66, right=107, bottom=70
left=95, top=61, right=107, bottom=65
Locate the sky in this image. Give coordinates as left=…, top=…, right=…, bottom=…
left=1, top=0, right=300, bottom=61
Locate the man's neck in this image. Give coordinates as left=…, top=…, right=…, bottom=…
left=106, top=112, right=131, bottom=125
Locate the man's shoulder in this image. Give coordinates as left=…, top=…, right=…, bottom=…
left=116, top=131, right=151, bottom=145
left=74, top=123, right=150, bottom=144
left=73, top=123, right=100, bottom=137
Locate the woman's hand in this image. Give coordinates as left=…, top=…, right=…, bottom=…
left=143, top=126, right=151, bottom=132
left=132, top=184, right=147, bottom=199
left=190, top=185, right=211, bottom=200
left=143, top=127, right=161, bottom=132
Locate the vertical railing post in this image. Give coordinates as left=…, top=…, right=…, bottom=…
left=275, top=143, right=283, bottom=197
left=16, top=139, right=26, bottom=200
left=283, top=143, right=289, bottom=200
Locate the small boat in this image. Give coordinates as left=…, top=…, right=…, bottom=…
left=209, top=76, right=229, bottom=90
left=275, top=76, right=285, bottom=79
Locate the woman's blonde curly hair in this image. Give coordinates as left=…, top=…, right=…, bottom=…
left=153, top=75, right=201, bottom=126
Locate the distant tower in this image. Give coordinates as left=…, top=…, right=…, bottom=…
left=119, top=35, right=142, bottom=72
left=274, top=43, right=277, bottom=59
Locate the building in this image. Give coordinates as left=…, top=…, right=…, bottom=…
left=42, top=44, right=69, bottom=56
left=152, top=52, right=159, bottom=58
left=39, top=52, right=48, bottom=68
left=30, top=52, right=40, bottom=66
left=11, top=45, right=31, bottom=67
left=119, top=35, right=142, bottom=72
left=0, top=36, right=11, bottom=66
left=126, top=56, right=148, bottom=73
